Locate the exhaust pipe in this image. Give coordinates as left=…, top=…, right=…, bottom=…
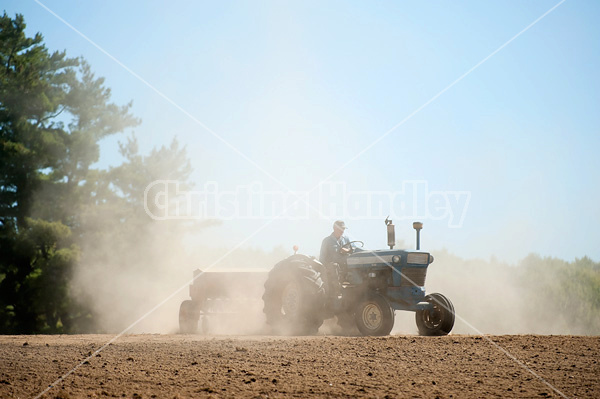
left=413, top=222, right=423, bottom=250
left=385, top=217, right=395, bottom=249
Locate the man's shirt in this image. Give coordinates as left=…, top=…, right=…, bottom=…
left=319, top=233, right=350, bottom=264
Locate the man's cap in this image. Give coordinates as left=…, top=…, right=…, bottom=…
left=333, top=220, right=347, bottom=230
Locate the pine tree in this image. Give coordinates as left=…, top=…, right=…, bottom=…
left=0, top=13, right=138, bottom=332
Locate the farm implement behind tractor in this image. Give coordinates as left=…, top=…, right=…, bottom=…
left=179, top=220, right=455, bottom=336
left=179, top=269, right=268, bottom=334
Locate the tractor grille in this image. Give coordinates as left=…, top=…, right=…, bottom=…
left=400, top=267, right=427, bottom=287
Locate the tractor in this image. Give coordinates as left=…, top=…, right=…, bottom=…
left=179, top=220, right=455, bottom=336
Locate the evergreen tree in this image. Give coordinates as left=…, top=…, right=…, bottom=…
left=0, top=12, right=138, bottom=332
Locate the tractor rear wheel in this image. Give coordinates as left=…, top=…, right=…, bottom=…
left=263, top=256, right=325, bottom=335
left=416, top=293, right=455, bottom=336
left=179, top=300, right=199, bottom=334
left=354, top=294, right=395, bottom=336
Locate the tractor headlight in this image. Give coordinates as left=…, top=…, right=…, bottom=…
left=407, top=253, right=429, bottom=264
left=392, top=255, right=401, bottom=264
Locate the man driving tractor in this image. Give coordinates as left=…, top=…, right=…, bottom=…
left=319, top=220, right=353, bottom=297
left=181, top=218, right=455, bottom=336
left=319, top=220, right=351, bottom=265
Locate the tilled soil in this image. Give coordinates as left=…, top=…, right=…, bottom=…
left=0, top=334, right=598, bottom=398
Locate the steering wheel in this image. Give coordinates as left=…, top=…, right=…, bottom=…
left=340, top=240, right=364, bottom=254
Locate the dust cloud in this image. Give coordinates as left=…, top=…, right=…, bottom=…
left=70, top=218, right=287, bottom=334
left=71, top=219, right=597, bottom=336
left=394, top=249, right=599, bottom=336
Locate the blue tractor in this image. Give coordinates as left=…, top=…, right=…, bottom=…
left=262, top=220, right=455, bottom=336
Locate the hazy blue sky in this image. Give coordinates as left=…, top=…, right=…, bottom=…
left=4, top=0, right=599, bottom=262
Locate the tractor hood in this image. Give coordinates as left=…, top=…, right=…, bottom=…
left=347, top=249, right=433, bottom=268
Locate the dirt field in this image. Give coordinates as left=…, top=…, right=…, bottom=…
left=1, top=334, right=598, bottom=398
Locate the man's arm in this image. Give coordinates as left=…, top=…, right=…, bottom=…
left=340, top=235, right=350, bottom=247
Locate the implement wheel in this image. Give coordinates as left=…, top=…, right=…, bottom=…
left=179, top=300, right=199, bottom=334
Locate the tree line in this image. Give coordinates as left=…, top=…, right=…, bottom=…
left=0, top=13, right=191, bottom=333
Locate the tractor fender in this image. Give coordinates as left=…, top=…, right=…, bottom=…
left=278, top=254, right=326, bottom=276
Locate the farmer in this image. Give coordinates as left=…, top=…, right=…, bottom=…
left=319, top=220, right=352, bottom=296
left=319, top=220, right=351, bottom=266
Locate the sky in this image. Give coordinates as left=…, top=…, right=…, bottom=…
left=3, top=0, right=600, bottom=263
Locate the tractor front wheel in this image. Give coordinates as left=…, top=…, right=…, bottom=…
left=415, top=293, right=455, bottom=336
left=354, top=294, right=395, bottom=336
